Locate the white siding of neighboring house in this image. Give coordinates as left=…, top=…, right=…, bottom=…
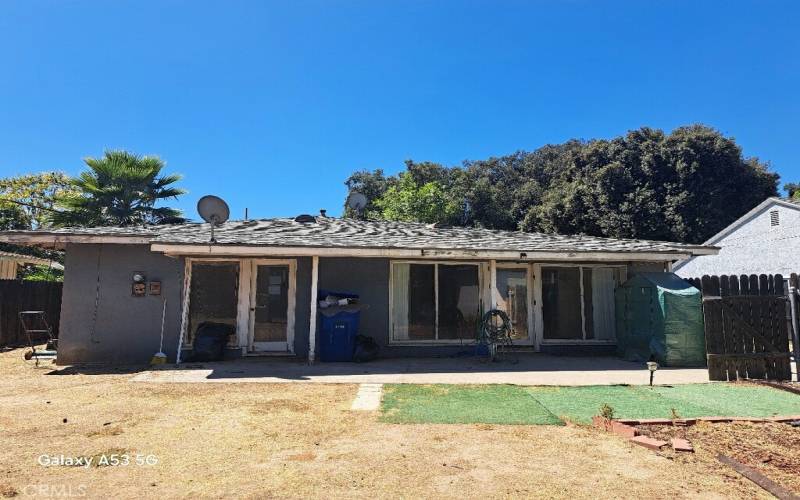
left=674, top=198, right=800, bottom=278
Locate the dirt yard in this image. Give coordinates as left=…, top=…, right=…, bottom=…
left=643, top=420, right=800, bottom=494
left=0, top=349, right=784, bottom=499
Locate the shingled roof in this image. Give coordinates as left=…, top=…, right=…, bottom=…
left=0, top=216, right=717, bottom=257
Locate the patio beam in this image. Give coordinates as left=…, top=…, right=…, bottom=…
left=308, top=255, right=319, bottom=364
left=150, top=243, right=703, bottom=261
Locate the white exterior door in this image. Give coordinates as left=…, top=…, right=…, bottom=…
left=248, top=260, right=296, bottom=353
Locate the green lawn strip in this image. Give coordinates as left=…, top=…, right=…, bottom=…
left=379, top=383, right=800, bottom=426
left=651, top=384, right=800, bottom=419
left=380, top=384, right=563, bottom=425
left=527, top=384, right=800, bottom=424
left=526, top=385, right=715, bottom=424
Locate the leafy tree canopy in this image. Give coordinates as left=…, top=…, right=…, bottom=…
left=784, top=183, right=800, bottom=200
left=0, top=172, right=79, bottom=266
left=50, top=150, right=186, bottom=227
left=0, top=172, right=77, bottom=229
left=343, top=125, right=779, bottom=244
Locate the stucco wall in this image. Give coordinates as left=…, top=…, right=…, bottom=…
left=58, top=246, right=314, bottom=364
left=57, top=247, right=673, bottom=363
left=675, top=202, right=800, bottom=277
left=317, top=258, right=474, bottom=357
left=58, top=244, right=184, bottom=364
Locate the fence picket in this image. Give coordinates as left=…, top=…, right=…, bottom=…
left=685, top=273, right=792, bottom=381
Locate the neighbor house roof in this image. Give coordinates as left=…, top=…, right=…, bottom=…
left=697, top=197, right=800, bottom=246
left=0, top=250, right=63, bottom=269
left=0, top=216, right=718, bottom=261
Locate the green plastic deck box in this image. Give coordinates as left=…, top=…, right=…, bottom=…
left=615, top=272, right=706, bottom=367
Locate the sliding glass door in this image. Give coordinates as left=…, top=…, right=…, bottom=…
left=541, top=266, right=623, bottom=342
left=390, top=262, right=481, bottom=343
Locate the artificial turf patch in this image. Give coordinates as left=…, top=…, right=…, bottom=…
left=529, top=384, right=800, bottom=424
left=380, top=384, right=563, bottom=425
left=380, top=383, right=800, bottom=425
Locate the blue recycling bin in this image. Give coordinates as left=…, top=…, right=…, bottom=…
left=318, top=290, right=361, bottom=362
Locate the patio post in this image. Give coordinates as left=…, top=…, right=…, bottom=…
left=308, top=255, right=319, bottom=364
left=489, top=259, right=498, bottom=310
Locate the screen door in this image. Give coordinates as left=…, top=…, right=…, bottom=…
left=496, top=267, right=532, bottom=344
left=249, top=263, right=294, bottom=352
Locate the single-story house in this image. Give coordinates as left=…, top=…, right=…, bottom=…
left=0, top=215, right=717, bottom=364
left=0, top=250, right=63, bottom=279
left=674, top=197, right=800, bottom=278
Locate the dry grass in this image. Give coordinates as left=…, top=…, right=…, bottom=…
left=644, top=421, right=800, bottom=494
left=0, top=348, right=775, bottom=499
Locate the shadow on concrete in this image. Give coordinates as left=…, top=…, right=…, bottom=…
left=129, top=353, right=710, bottom=386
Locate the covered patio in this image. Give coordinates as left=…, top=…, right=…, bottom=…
left=131, top=353, right=710, bottom=385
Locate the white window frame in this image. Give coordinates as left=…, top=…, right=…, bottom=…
left=389, top=260, right=484, bottom=345
left=538, top=264, right=627, bottom=345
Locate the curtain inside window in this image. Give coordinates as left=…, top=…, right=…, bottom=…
left=391, top=263, right=410, bottom=340
left=591, top=268, right=617, bottom=340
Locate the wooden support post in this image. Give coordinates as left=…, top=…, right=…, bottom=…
left=176, top=258, right=192, bottom=365
left=489, top=260, right=497, bottom=310
left=308, top=256, right=319, bottom=364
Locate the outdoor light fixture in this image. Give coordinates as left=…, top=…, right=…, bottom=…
left=647, top=361, right=659, bottom=386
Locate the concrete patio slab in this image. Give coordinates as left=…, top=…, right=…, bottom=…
left=131, top=354, right=710, bottom=386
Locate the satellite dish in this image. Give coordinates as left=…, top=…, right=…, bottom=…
left=347, top=191, right=367, bottom=213
left=198, top=195, right=230, bottom=225
left=197, top=195, right=230, bottom=242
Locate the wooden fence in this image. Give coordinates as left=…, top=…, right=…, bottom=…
left=685, top=274, right=792, bottom=381
left=0, top=280, right=62, bottom=346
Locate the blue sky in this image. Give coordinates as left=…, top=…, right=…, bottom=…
left=0, top=1, right=797, bottom=220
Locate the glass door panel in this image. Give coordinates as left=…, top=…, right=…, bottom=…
left=496, top=268, right=531, bottom=343
left=251, top=264, right=289, bottom=351
left=542, top=267, right=583, bottom=339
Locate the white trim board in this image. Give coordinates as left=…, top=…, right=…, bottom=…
left=0, top=233, right=152, bottom=248
left=150, top=243, right=704, bottom=261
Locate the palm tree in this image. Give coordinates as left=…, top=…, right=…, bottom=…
left=50, top=150, right=186, bottom=227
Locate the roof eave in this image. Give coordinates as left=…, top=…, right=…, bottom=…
left=0, top=232, right=153, bottom=249
left=150, top=242, right=708, bottom=262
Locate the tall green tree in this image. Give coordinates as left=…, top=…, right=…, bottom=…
left=343, top=125, right=779, bottom=244
left=374, top=172, right=462, bottom=224
left=0, top=172, right=77, bottom=229
left=50, top=150, right=186, bottom=227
